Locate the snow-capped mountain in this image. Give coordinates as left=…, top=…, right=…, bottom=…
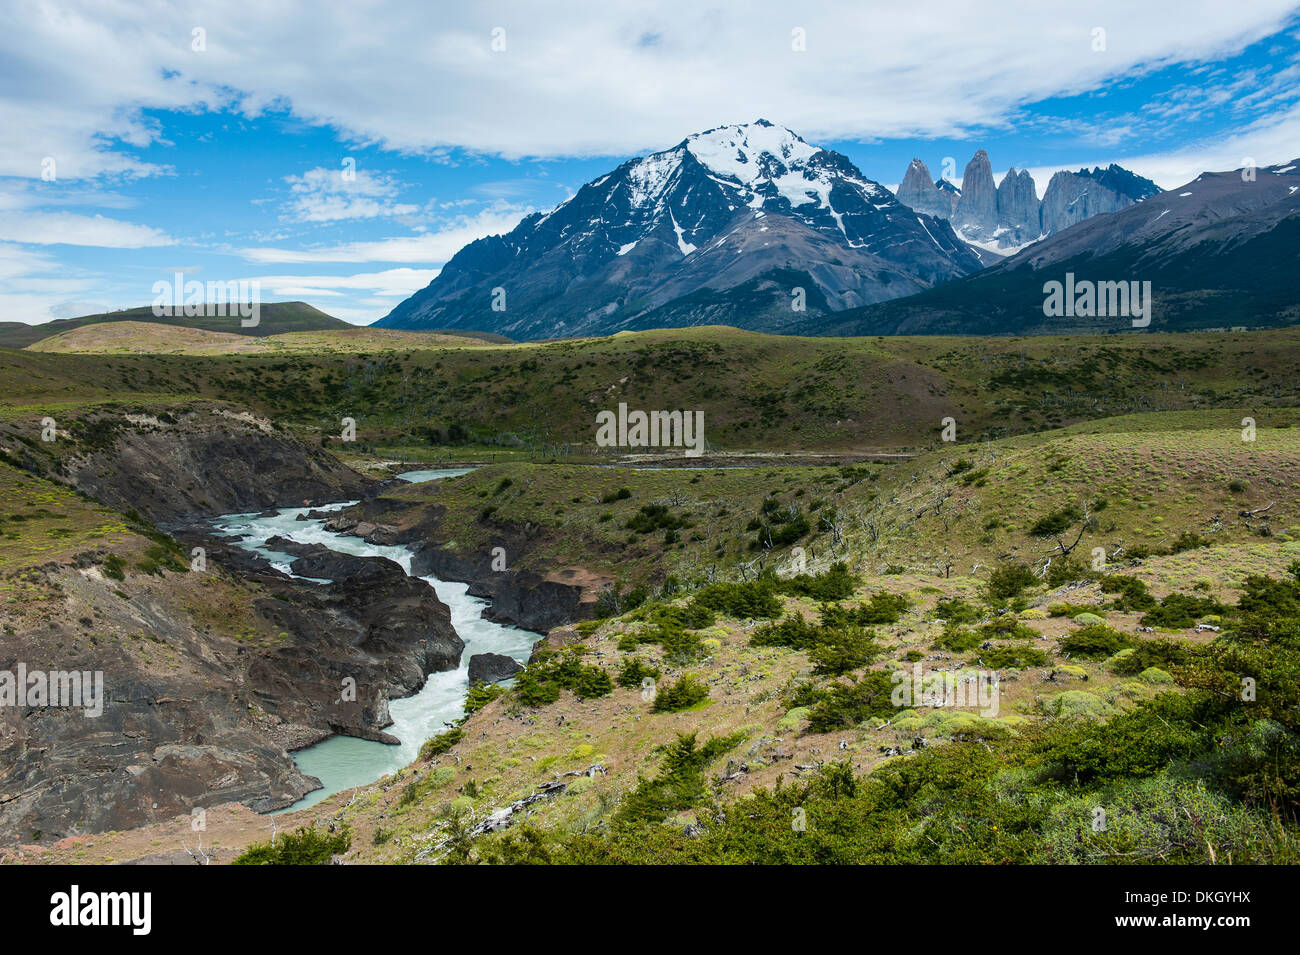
left=377, top=120, right=985, bottom=339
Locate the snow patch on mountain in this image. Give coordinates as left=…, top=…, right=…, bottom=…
left=670, top=212, right=696, bottom=256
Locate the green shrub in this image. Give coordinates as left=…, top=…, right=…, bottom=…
left=750, top=612, right=821, bottom=650
left=616, top=657, right=661, bottom=689
left=806, top=672, right=895, bottom=733
left=1030, top=506, right=1081, bottom=537
left=934, top=597, right=981, bottom=624
left=652, top=674, right=710, bottom=712
left=1102, top=575, right=1157, bottom=610
left=1060, top=623, right=1136, bottom=659
left=464, top=682, right=504, bottom=714
left=986, top=563, right=1037, bottom=600
left=513, top=652, right=613, bottom=706
left=820, top=591, right=909, bottom=626
left=1107, top=638, right=1190, bottom=676
left=232, top=825, right=350, bottom=865
left=615, top=732, right=741, bottom=825
left=419, top=727, right=464, bottom=760
left=692, top=580, right=783, bottom=619
left=101, top=554, right=125, bottom=581
left=977, top=618, right=1040, bottom=641
left=934, top=623, right=982, bottom=652
left=1140, top=592, right=1225, bottom=629
left=807, top=627, right=882, bottom=676
left=647, top=601, right=716, bottom=630
left=625, top=504, right=689, bottom=535
left=1046, top=555, right=1092, bottom=587
left=980, top=642, right=1048, bottom=668
left=773, top=562, right=858, bottom=601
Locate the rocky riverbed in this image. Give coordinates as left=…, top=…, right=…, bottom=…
left=0, top=406, right=464, bottom=842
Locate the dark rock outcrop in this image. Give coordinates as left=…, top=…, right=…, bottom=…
left=12, top=404, right=375, bottom=527
left=410, top=544, right=600, bottom=634
left=323, top=494, right=607, bottom=634
left=468, top=653, right=524, bottom=685
left=935, top=178, right=962, bottom=215
left=0, top=534, right=463, bottom=843
left=1039, top=165, right=1159, bottom=235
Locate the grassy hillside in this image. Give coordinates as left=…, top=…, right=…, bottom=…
left=285, top=413, right=1300, bottom=864
left=0, top=301, right=348, bottom=348
left=2, top=325, right=1298, bottom=457
left=339, top=409, right=1300, bottom=596
left=28, top=322, right=508, bottom=355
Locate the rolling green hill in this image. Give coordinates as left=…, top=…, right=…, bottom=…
left=0, top=301, right=349, bottom=348
left=2, top=324, right=1298, bottom=456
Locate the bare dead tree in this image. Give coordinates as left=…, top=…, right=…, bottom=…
left=1036, top=500, right=1095, bottom=559
left=183, top=833, right=210, bottom=865
left=860, top=515, right=881, bottom=543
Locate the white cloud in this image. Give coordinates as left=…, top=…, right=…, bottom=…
left=997, top=102, right=1300, bottom=194
left=3, top=1, right=1298, bottom=178
left=239, top=204, right=530, bottom=263
left=1111, top=104, right=1300, bottom=188
left=250, top=267, right=439, bottom=297
left=0, top=242, right=55, bottom=280
left=0, top=210, right=171, bottom=247
left=0, top=242, right=104, bottom=323
left=282, top=166, right=419, bottom=222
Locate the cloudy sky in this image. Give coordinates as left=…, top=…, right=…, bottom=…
left=2, top=0, right=1299, bottom=325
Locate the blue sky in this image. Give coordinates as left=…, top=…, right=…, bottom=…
left=2, top=0, right=1299, bottom=326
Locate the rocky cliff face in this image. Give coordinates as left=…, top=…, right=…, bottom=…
left=320, top=495, right=607, bottom=634
left=895, top=153, right=1160, bottom=251
left=897, top=158, right=953, bottom=220
left=410, top=544, right=601, bottom=633
left=1039, top=165, right=1160, bottom=235
left=996, top=167, right=1040, bottom=243
left=75, top=407, right=372, bottom=526
left=0, top=404, right=464, bottom=843
left=0, top=531, right=463, bottom=843
left=935, top=178, right=962, bottom=216
left=953, top=150, right=999, bottom=237
left=0, top=403, right=374, bottom=528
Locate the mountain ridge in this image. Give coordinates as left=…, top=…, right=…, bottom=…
left=802, top=159, right=1300, bottom=336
